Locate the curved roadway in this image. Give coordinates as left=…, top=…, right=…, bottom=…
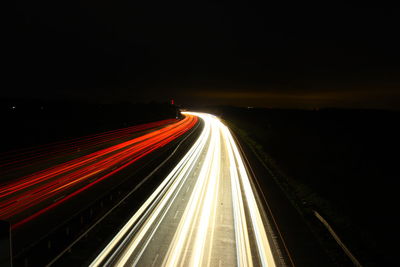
left=91, top=112, right=280, bottom=267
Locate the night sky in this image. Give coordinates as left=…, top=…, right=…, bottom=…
left=6, top=3, right=400, bottom=109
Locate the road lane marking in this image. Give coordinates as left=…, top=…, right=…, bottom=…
left=150, top=253, right=159, bottom=267
left=174, top=210, right=180, bottom=219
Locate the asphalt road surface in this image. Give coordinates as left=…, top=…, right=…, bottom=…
left=91, top=112, right=281, bottom=267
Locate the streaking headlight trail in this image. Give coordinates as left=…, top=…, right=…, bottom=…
left=91, top=112, right=278, bottom=267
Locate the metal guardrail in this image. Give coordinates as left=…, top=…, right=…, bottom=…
left=313, top=210, right=362, bottom=267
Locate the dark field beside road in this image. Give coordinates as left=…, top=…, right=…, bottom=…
left=209, top=106, right=399, bottom=266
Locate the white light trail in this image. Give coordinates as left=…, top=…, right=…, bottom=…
left=90, top=112, right=277, bottom=267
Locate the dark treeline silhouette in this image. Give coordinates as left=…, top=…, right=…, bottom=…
left=197, top=106, right=399, bottom=266
left=1, top=98, right=179, bottom=153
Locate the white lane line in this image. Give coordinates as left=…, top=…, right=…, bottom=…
left=150, top=254, right=159, bottom=267
left=174, top=210, right=180, bottom=219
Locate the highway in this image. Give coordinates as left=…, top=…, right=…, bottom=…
left=91, top=112, right=279, bottom=267
left=0, top=115, right=198, bottom=229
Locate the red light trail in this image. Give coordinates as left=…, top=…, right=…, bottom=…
left=0, top=118, right=177, bottom=172
left=0, top=115, right=198, bottom=229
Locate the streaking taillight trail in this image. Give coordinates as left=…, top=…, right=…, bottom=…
left=0, top=118, right=177, bottom=172
left=0, top=115, right=198, bottom=229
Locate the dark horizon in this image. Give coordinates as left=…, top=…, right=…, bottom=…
left=5, top=3, right=400, bottom=109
